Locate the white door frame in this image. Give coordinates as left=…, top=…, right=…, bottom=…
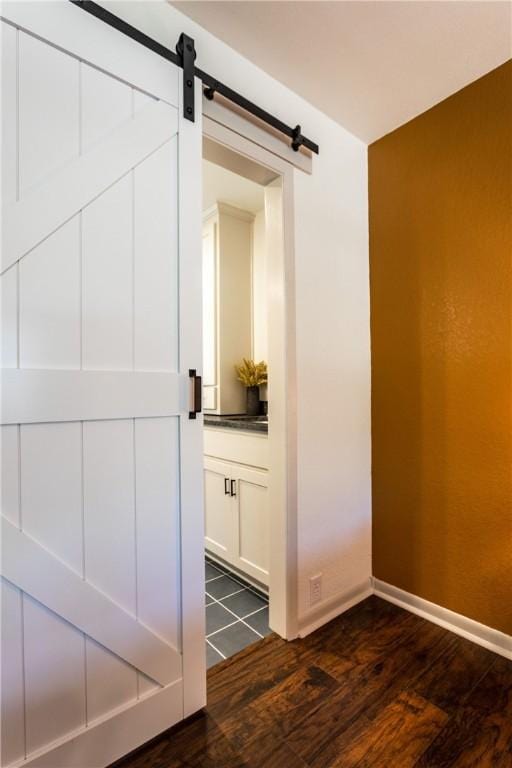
left=202, top=113, right=300, bottom=640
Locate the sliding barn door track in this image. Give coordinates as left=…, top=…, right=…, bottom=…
left=70, top=0, right=319, bottom=155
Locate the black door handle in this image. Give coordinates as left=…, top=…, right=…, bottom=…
left=230, top=479, right=236, bottom=497
left=188, top=369, right=202, bottom=419
left=224, top=478, right=230, bottom=495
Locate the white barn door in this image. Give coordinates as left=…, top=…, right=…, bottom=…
left=1, top=3, right=205, bottom=767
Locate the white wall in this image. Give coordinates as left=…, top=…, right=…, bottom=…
left=100, top=0, right=371, bottom=624
left=203, top=159, right=264, bottom=214
left=251, top=209, right=267, bottom=364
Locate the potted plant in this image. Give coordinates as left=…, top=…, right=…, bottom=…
left=234, top=358, right=268, bottom=417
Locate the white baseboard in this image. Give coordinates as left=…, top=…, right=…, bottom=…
left=298, top=579, right=373, bottom=638
left=296, top=576, right=512, bottom=660
left=373, top=578, right=512, bottom=661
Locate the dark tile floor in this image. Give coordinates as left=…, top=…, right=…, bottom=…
left=205, top=556, right=270, bottom=668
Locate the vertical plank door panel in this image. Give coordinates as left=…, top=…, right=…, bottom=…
left=135, top=417, right=180, bottom=696
left=83, top=418, right=138, bottom=720
left=80, top=62, right=132, bottom=153
left=1, top=581, right=25, bottom=766
left=82, top=419, right=136, bottom=610
left=23, top=595, right=86, bottom=755
left=19, top=217, right=81, bottom=370
left=134, top=139, right=178, bottom=372
left=85, top=640, right=138, bottom=723
left=18, top=31, right=79, bottom=196
left=0, top=265, right=18, bottom=369
left=19, top=421, right=87, bottom=755
left=0, top=425, right=24, bottom=767
left=1, top=22, right=17, bottom=205
left=82, top=176, right=133, bottom=370
left=0, top=424, right=20, bottom=526
left=20, top=422, right=83, bottom=573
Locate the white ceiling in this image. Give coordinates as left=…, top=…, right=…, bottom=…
left=203, top=159, right=264, bottom=213
left=173, top=1, right=511, bottom=143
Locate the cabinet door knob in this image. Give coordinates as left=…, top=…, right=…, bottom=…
left=224, top=478, right=230, bottom=495
left=230, top=479, right=236, bottom=497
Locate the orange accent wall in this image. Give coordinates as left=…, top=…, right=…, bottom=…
left=369, top=61, right=512, bottom=635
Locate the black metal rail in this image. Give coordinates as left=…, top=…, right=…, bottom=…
left=70, top=0, right=319, bottom=155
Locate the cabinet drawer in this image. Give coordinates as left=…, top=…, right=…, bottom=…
left=204, top=427, right=268, bottom=469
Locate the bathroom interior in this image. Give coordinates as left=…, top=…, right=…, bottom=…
left=201, top=141, right=277, bottom=668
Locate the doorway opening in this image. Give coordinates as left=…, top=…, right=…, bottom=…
left=201, top=128, right=297, bottom=667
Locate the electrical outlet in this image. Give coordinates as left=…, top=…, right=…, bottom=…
left=309, top=573, right=322, bottom=606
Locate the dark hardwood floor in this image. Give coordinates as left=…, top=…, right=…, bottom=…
left=116, top=596, right=512, bottom=768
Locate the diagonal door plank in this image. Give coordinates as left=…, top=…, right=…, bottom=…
left=1, top=517, right=181, bottom=686
left=2, top=99, right=177, bottom=274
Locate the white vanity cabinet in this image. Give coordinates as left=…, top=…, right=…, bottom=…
left=204, top=428, right=269, bottom=586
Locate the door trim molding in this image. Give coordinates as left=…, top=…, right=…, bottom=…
left=202, top=115, right=299, bottom=640
left=203, top=98, right=312, bottom=174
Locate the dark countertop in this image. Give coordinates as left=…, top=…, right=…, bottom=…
left=203, top=414, right=268, bottom=434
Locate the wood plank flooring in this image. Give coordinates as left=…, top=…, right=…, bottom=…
left=115, top=596, right=512, bottom=768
